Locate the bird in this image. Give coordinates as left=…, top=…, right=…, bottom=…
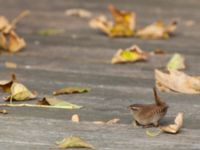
left=128, top=87, right=168, bottom=127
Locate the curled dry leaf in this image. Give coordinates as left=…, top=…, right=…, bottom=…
left=111, top=45, right=147, bottom=64
left=5, top=61, right=17, bottom=69
left=56, top=135, right=95, bottom=149
left=71, top=114, right=80, bottom=123
left=0, top=11, right=29, bottom=52
left=37, top=97, right=82, bottom=109
left=89, top=5, right=135, bottom=37
left=166, top=53, right=185, bottom=71
left=53, top=87, right=90, bottom=95
left=0, top=74, right=16, bottom=93
left=5, top=82, right=37, bottom=101
left=160, top=113, right=183, bottom=134
left=8, top=31, right=26, bottom=53
left=65, top=8, right=92, bottom=18
left=136, top=20, right=177, bottom=39
left=155, top=69, right=200, bottom=94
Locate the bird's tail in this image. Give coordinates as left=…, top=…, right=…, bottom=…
left=153, top=87, right=165, bottom=106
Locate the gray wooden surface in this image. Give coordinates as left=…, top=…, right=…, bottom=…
left=0, top=0, right=200, bottom=149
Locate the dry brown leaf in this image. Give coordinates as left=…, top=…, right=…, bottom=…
left=53, top=87, right=90, bottom=95
left=5, top=61, right=17, bottom=69
left=111, top=45, right=147, bottom=64
left=155, top=69, right=200, bottom=94
left=136, top=20, right=177, bottom=39
left=0, top=11, right=29, bottom=52
left=89, top=5, right=135, bottom=37
left=71, top=114, right=80, bottom=123
left=160, top=113, right=183, bottom=134
left=0, top=74, right=16, bottom=93
left=65, top=9, right=92, bottom=18
left=89, top=15, right=112, bottom=35
left=8, top=31, right=26, bottom=53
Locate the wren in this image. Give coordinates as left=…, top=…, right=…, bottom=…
left=128, top=87, right=168, bottom=127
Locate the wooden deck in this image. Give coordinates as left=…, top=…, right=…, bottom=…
left=0, top=0, right=200, bottom=149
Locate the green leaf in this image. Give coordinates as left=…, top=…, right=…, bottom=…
left=37, top=97, right=82, bottom=109
left=167, top=53, right=185, bottom=71
left=53, top=87, right=90, bottom=95
left=5, top=82, right=37, bottom=101
left=56, top=135, right=95, bottom=149
left=37, top=28, right=64, bottom=36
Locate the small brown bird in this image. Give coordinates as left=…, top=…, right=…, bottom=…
left=128, top=87, right=168, bottom=127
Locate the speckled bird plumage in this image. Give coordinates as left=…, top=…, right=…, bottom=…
left=128, top=87, right=168, bottom=127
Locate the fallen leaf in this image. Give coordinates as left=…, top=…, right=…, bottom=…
left=89, top=15, right=112, bottom=35
left=5, top=82, right=37, bottom=101
left=37, top=97, right=82, bottom=109
left=0, top=11, right=29, bottom=52
left=56, top=135, right=95, bottom=149
left=136, top=20, right=177, bottom=39
left=71, top=114, right=80, bottom=123
left=111, top=45, right=147, bottom=64
left=5, top=61, right=17, bottom=69
left=166, top=53, right=185, bottom=71
left=0, top=74, right=16, bottom=93
left=146, top=129, right=162, bottom=137
left=89, top=5, right=135, bottom=37
left=0, top=16, right=12, bottom=33
left=8, top=31, right=26, bottom=52
left=65, top=9, right=92, bottom=18
left=106, top=118, right=120, bottom=125
left=93, top=118, right=120, bottom=125
left=160, top=113, right=183, bottom=134
left=53, top=87, right=90, bottom=95
left=0, top=109, right=8, bottom=114
left=37, top=28, right=64, bottom=36
left=155, top=69, right=200, bottom=94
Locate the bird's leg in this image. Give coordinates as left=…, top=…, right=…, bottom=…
left=132, top=120, right=140, bottom=128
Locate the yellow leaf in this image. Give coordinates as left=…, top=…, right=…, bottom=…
left=136, top=20, right=177, bottom=39
left=56, top=136, right=95, bottom=149
left=5, top=82, right=37, bottom=101
left=146, top=129, right=162, bottom=137
left=111, top=45, right=147, bottom=64
left=89, top=5, right=135, bottom=37
left=166, top=53, right=185, bottom=71
left=160, top=113, right=183, bottom=134
left=53, top=87, right=90, bottom=95
left=37, top=97, right=82, bottom=109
